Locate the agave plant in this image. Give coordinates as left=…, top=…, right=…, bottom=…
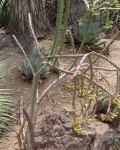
left=21, top=47, right=50, bottom=79
left=72, top=20, right=105, bottom=51
left=0, top=51, right=16, bottom=136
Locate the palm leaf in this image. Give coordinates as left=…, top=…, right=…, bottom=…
left=0, top=52, right=9, bottom=78
left=0, top=50, right=16, bottom=136
left=0, top=93, right=16, bottom=136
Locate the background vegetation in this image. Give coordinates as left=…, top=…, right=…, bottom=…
left=0, top=0, right=120, bottom=149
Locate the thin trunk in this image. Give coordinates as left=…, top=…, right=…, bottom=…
left=68, top=0, right=89, bottom=28
left=11, top=0, right=50, bottom=38
left=49, top=0, right=89, bottom=28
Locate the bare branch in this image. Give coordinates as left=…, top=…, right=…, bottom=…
left=93, top=67, right=117, bottom=71
left=28, top=13, right=39, bottom=50
left=66, top=30, right=76, bottom=53
left=69, top=53, right=90, bottom=81
left=20, top=96, right=25, bottom=143
left=91, top=87, right=99, bottom=116
left=107, top=95, right=111, bottom=113
left=28, top=13, right=43, bottom=61
left=23, top=108, right=35, bottom=150
left=92, top=51, right=120, bottom=70
left=46, top=54, right=86, bottom=59
left=36, top=73, right=66, bottom=104
left=36, top=67, right=77, bottom=104
left=12, top=35, right=35, bottom=75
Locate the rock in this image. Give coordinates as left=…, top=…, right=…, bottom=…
left=52, top=125, right=65, bottom=137
left=35, top=109, right=96, bottom=150
left=96, top=128, right=120, bottom=150
left=90, top=120, right=110, bottom=135
left=35, top=110, right=119, bottom=150
left=64, top=122, right=72, bottom=129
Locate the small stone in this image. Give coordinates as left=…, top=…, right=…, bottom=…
left=64, top=122, right=72, bottom=129
left=52, top=125, right=65, bottom=137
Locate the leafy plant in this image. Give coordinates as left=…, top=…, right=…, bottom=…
left=72, top=119, right=84, bottom=134
left=21, top=47, right=50, bottom=79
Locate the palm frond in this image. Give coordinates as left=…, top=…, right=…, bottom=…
left=0, top=93, right=16, bottom=136
left=0, top=51, right=16, bottom=136
left=0, top=49, right=9, bottom=78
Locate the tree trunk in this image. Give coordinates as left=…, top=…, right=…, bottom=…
left=68, top=0, right=89, bottom=28
left=11, top=0, right=50, bottom=38
left=49, top=0, right=89, bottom=28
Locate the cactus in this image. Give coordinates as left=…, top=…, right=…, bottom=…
left=21, top=47, right=50, bottom=79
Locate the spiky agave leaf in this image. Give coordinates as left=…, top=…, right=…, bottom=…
left=73, top=20, right=101, bottom=44
left=72, top=20, right=106, bottom=51
left=21, top=47, right=50, bottom=79
left=73, top=26, right=82, bottom=42
left=72, top=19, right=107, bottom=51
